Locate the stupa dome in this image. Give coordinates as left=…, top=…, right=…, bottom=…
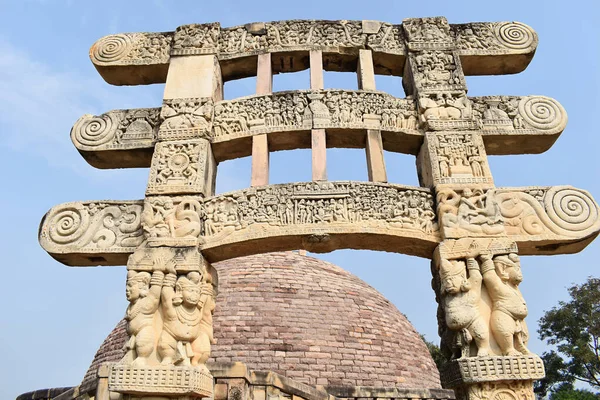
left=75, top=251, right=441, bottom=396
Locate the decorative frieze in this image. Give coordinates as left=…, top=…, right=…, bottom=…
left=441, top=356, right=545, bottom=387
left=142, top=195, right=204, bottom=247
left=403, top=17, right=453, bottom=50
left=172, top=23, right=221, bottom=56
left=108, top=363, right=213, bottom=397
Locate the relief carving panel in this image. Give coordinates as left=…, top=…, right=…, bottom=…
left=422, top=132, right=493, bottom=186
left=90, top=33, right=172, bottom=66
left=147, top=139, right=212, bottom=195
left=39, top=201, right=144, bottom=256
left=71, top=108, right=160, bottom=151
left=159, top=98, right=214, bottom=141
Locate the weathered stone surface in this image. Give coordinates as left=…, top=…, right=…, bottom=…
left=108, top=363, right=213, bottom=397
left=89, top=20, right=537, bottom=85
left=440, top=355, right=545, bottom=388
left=71, top=108, right=159, bottom=169
left=39, top=200, right=144, bottom=266
left=71, top=93, right=566, bottom=169
left=39, top=185, right=600, bottom=266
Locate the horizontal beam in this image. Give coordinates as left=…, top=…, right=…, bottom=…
left=71, top=91, right=567, bottom=168
left=89, top=20, right=537, bottom=85
left=39, top=183, right=599, bottom=266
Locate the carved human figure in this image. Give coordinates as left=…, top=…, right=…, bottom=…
left=124, top=261, right=168, bottom=366
left=440, top=257, right=490, bottom=358
left=159, top=265, right=215, bottom=370
left=479, top=253, right=530, bottom=356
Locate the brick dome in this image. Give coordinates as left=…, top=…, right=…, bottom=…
left=80, top=251, right=441, bottom=393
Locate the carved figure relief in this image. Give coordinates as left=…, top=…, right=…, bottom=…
left=172, top=23, right=220, bottom=55
left=203, top=182, right=438, bottom=240
left=123, top=247, right=216, bottom=374
left=438, top=257, right=490, bottom=359
left=366, top=22, right=405, bottom=54
left=479, top=253, right=529, bottom=356
left=419, top=93, right=478, bottom=131
left=142, top=196, right=204, bottom=246
left=213, top=90, right=418, bottom=140
left=72, top=108, right=159, bottom=150
left=39, top=201, right=144, bottom=254
left=159, top=98, right=213, bottom=140
left=147, top=140, right=209, bottom=195
left=403, top=17, right=453, bottom=50
left=217, top=20, right=367, bottom=57
left=455, top=381, right=535, bottom=400
left=438, top=188, right=505, bottom=238
left=425, top=133, right=492, bottom=186
left=411, top=51, right=466, bottom=93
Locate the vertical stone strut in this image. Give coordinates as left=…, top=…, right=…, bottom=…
left=403, top=17, right=542, bottom=400
left=358, top=49, right=387, bottom=183
left=251, top=53, right=272, bottom=187
left=310, top=50, right=327, bottom=181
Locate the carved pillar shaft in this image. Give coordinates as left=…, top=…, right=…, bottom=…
left=403, top=17, right=543, bottom=400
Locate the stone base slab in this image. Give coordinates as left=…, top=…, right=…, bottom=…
left=107, top=363, right=213, bottom=398
left=440, top=355, right=545, bottom=388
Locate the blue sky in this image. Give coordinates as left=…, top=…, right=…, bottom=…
left=1, top=1, right=599, bottom=398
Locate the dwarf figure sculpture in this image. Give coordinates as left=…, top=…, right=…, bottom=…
left=439, top=257, right=490, bottom=358
left=159, top=265, right=215, bottom=371
left=480, top=253, right=529, bottom=356
left=124, top=266, right=165, bottom=366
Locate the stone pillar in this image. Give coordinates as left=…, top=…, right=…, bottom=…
left=404, top=17, right=544, bottom=400
left=108, top=23, right=222, bottom=400
left=310, top=50, right=327, bottom=181
left=357, top=49, right=387, bottom=183
left=251, top=53, right=272, bottom=187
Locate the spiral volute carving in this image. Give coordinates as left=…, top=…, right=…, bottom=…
left=495, top=22, right=535, bottom=50
left=91, top=34, right=133, bottom=64
left=72, top=113, right=117, bottom=147
left=48, top=205, right=90, bottom=245
left=518, top=96, right=565, bottom=131
left=545, top=187, right=598, bottom=233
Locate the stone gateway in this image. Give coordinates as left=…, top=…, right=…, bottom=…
left=20, top=17, right=600, bottom=400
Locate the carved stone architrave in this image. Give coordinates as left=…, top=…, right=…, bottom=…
left=159, top=98, right=214, bottom=141
left=437, top=187, right=505, bottom=239
left=147, top=139, right=216, bottom=196
left=417, top=94, right=477, bottom=131
left=213, top=89, right=419, bottom=142
left=365, top=22, right=405, bottom=55
left=172, top=23, right=221, bottom=56
left=419, top=132, right=493, bottom=188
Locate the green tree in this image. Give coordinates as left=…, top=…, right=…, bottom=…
left=535, top=277, right=600, bottom=398
left=421, top=335, right=448, bottom=371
